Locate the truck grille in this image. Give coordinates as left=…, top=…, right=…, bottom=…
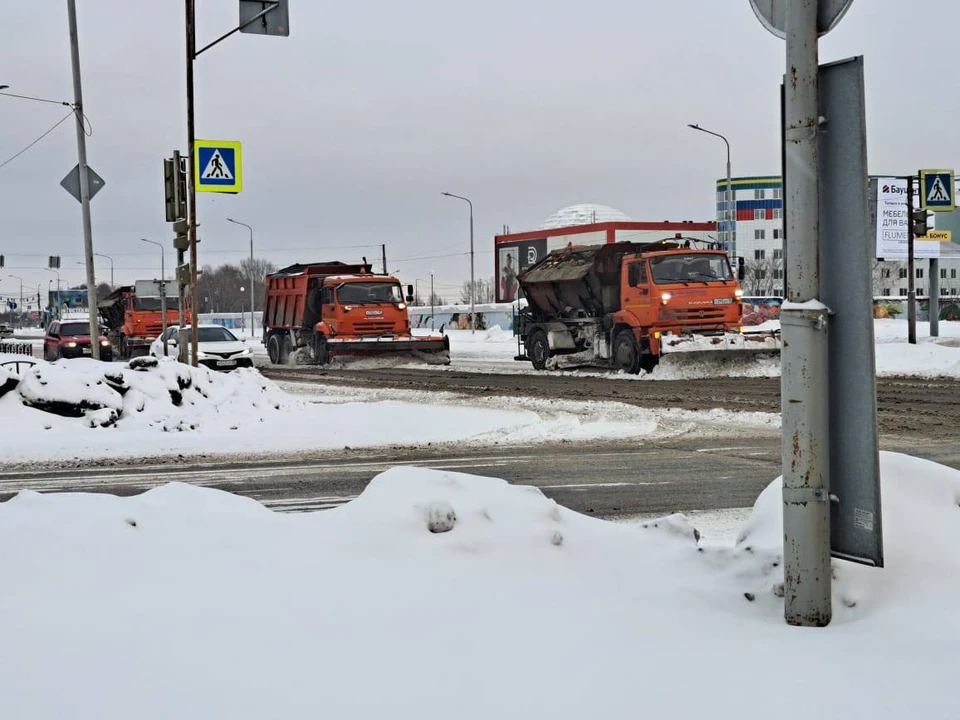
left=674, top=308, right=727, bottom=322
left=353, top=321, right=396, bottom=335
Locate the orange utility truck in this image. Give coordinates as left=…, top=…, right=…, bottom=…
left=97, top=281, right=187, bottom=360
left=262, top=261, right=450, bottom=365
left=514, top=237, right=780, bottom=373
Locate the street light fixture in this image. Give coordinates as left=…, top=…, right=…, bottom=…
left=688, top=123, right=735, bottom=260
left=94, top=252, right=114, bottom=287
left=141, top=239, right=169, bottom=356
left=226, top=218, right=255, bottom=338
left=441, top=191, right=475, bottom=333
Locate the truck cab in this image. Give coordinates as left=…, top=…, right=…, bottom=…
left=314, top=276, right=411, bottom=340
left=619, top=249, right=744, bottom=355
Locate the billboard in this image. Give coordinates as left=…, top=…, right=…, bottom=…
left=47, top=289, right=88, bottom=310
left=495, top=238, right=547, bottom=302
left=874, top=177, right=940, bottom=259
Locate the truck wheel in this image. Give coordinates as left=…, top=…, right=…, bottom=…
left=313, top=334, right=329, bottom=365
left=267, top=334, right=282, bottom=364
left=280, top=336, right=293, bottom=364
left=614, top=331, right=642, bottom=374
left=528, top=330, right=550, bottom=371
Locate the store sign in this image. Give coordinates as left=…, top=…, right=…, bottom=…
left=875, top=177, right=940, bottom=259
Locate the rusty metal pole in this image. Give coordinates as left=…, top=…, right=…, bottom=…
left=184, top=0, right=199, bottom=366
left=781, top=0, right=832, bottom=627
left=907, top=176, right=917, bottom=345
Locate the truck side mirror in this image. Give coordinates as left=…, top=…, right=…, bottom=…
left=737, top=257, right=746, bottom=282
left=407, top=284, right=414, bottom=296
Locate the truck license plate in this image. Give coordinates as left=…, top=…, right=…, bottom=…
left=365, top=310, right=383, bottom=316
left=216, top=359, right=236, bottom=367
left=713, top=298, right=734, bottom=305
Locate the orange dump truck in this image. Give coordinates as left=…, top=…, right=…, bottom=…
left=262, top=261, right=450, bottom=365
left=97, top=281, right=188, bottom=360
left=515, top=237, right=780, bottom=373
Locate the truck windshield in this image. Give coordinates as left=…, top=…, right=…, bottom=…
left=134, top=297, right=180, bottom=311
left=650, top=254, right=732, bottom=284
left=337, top=283, right=403, bottom=304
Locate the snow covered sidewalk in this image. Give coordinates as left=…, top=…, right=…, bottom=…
left=0, top=451, right=956, bottom=719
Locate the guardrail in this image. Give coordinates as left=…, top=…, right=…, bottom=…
left=0, top=341, right=33, bottom=356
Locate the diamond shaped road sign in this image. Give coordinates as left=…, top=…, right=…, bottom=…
left=60, top=164, right=105, bottom=203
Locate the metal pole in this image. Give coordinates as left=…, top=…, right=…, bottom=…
left=907, top=176, right=917, bottom=345
left=94, top=252, right=113, bottom=287
left=67, top=0, right=99, bottom=360
left=441, top=192, right=476, bottom=333
left=781, top=0, right=831, bottom=627
left=381, top=243, right=387, bottom=275
left=430, top=271, right=435, bottom=330
left=930, top=257, right=939, bottom=337
left=142, top=239, right=168, bottom=356
left=469, top=204, right=475, bottom=333
left=185, top=0, right=199, bottom=366
left=227, top=219, right=255, bottom=339
left=726, top=153, right=734, bottom=260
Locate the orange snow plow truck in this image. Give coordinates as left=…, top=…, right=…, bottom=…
left=262, top=261, right=450, bottom=366
left=514, top=237, right=780, bottom=373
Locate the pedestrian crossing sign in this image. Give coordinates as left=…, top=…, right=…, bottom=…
left=920, top=169, right=954, bottom=212
left=194, top=139, right=243, bottom=193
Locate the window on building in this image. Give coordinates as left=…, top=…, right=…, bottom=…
left=754, top=230, right=766, bottom=241
left=952, top=269, right=958, bottom=279
left=754, top=249, right=766, bottom=260
left=773, top=269, right=784, bottom=280
left=917, top=268, right=924, bottom=279
left=882, top=268, right=891, bottom=279
left=773, top=248, right=783, bottom=260
left=899, top=288, right=908, bottom=296
left=882, top=289, right=891, bottom=297
left=754, top=209, right=765, bottom=220
left=773, top=208, right=783, bottom=220
left=942, top=268, right=948, bottom=279
left=899, top=268, right=908, bottom=279
left=773, top=188, right=782, bottom=200
left=773, top=228, right=782, bottom=240
left=773, top=288, right=782, bottom=296
left=754, top=189, right=766, bottom=200
left=942, top=286, right=949, bottom=295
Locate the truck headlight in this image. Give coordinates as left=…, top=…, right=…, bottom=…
left=398, top=302, right=406, bottom=310
left=660, top=292, right=672, bottom=305
left=734, top=288, right=744, bottom=298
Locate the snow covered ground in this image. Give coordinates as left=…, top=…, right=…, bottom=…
left=0, top=450, right=956, bottom=719
left=0, top=356, right=778, bottom=466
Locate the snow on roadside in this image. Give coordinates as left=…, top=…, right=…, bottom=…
left=0, top=450, right=956, bottom=719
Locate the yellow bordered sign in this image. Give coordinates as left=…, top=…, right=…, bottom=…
left=194, top=139, right=243, bottom=194
left=920, top=169, right=954, bottom=212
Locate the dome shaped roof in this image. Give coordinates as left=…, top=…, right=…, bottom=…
left=539, top=203, right=630, bottom=230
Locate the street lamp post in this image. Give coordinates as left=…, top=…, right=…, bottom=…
left=430, top=270, right=435, bottom=330
left=227, top=218, right=255, bottom=338
left=94, top=252, right=114, bottom=287
left=141, top=239, right=168, bottom=356
left=43, top=269, right=62, bottom=318
left=7, top=275, right=23, bottom=328
left=441, top=191, right=475, bottom=334
left=688, top=124, right=735, bottom=260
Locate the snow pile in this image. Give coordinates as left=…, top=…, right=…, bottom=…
left=6, top=357, right=296, bottom=430
left=1, top=452, right=957, bottom=719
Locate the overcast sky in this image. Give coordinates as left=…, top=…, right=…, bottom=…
left=1, top=1, right=957, bottom=300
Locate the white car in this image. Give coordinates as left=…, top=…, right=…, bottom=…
left=149, top=325, right=254, bottom=371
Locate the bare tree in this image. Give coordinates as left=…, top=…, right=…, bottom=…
left=459, top=277, right=495, bottom=304
left=741, top=258, right=783, bottom=296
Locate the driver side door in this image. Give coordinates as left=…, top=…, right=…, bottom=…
left=621, top=260, right=653, bottom=323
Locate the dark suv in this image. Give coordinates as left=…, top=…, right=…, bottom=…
left=43, top=320, right=113, bottom=361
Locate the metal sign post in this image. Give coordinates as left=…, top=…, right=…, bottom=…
left=752, top=0, right=865, bottom=628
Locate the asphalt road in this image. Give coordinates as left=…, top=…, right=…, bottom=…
left=2, top=434, right=957, bottom=519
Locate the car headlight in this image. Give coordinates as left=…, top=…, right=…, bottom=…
left=196, top=350, right=210, bottom=359
left=100, top=339, right=111, bottom=347
left=238, top=347, right=252, bottom=356
left=64, top=341, right=77, bottom=348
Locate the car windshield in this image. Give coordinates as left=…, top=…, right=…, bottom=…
left=164, top=327, right=237, bottom=342
left=337, top=282, right=403, bottom=304
left=134, top=297, right=180, bottom=311
left=649, top=254, right=733, bottom=284
left=59, top=322, right=91, bottom=336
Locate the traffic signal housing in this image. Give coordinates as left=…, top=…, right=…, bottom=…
left=912, top=208, right=933, bottom=238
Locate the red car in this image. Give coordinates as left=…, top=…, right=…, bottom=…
left=43, top=320, right=113, bottom=361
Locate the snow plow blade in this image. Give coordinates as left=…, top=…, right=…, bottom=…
left=326, top=336, right=451, bottom=365
left=660, top=331, right=782, bottom=356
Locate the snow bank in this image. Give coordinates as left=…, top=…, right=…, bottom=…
left=0, top=358, right=548, bottom=464
left=0, top=451, right=956, bottom=719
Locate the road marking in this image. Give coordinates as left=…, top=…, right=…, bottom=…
left=539, top=481, right=673, bottom=490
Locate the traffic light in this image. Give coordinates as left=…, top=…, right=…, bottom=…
left=912, top=209, right=933, bottom=238
left=164, top=151, right=187, bottom=222
left=48, top=255, right=61, bottom=269
left=173, top=218, right=190, bottom=252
